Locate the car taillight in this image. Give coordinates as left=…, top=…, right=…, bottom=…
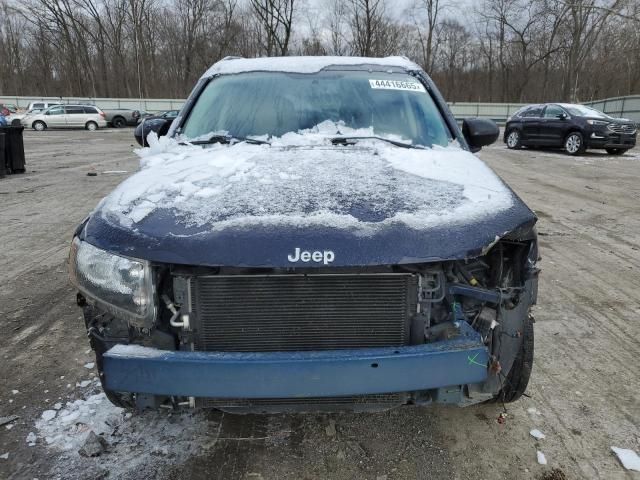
left=100, top=112, right=105, bottom=118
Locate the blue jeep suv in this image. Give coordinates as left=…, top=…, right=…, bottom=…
left=69, top=56, right=539, bottom=413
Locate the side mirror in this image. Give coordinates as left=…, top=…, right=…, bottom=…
left=134, top=118, right=173, bottom=146
left=557, top=113, right=568, bottom=120
left=462, top=118, right=499, bottom=153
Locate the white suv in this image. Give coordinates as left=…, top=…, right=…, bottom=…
left=22, top=105, right=108, bottom=131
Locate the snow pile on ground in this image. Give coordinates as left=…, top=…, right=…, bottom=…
left=611, top=447, right=640, bottom=471
left=98, top=121, right=513, bottom=234
left=33, top=388, right=214, bottom=478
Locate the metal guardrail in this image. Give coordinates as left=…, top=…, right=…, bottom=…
left=1, top=94, right=638, bottom=123
left=583, top=95, right=640, bottom=123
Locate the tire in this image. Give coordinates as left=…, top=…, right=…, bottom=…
left=494, top=313, right=534, bottom=403
left=564, top=132, right=585, bottom=155
left=606, top=148, right=627, bottom=155
left=506, top=130, right=522, bottom=149
left=33, top=120, right=46, bottom=131
left=86, top=121, right=98, bottom=131
left=112, top=116, right=126, bottom=128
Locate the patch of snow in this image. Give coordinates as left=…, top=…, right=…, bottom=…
left=527, top=407, right=541, bottom=416
left=0, top=452, right=8, bottom=459
left=41, top=410, right=57, bottom=422
left=530, top=429, right=546, bottom=440
left=100, top=122, right=513, bottom=235
left=26, top=432, right=37, bottom=446
left=53, top=403, right=63, bottom=410
left=107, top=344, right=167, bottom=358
left=35, top=391, right=214, bottom=479
left=537, top=451, right=547, bottom=465
left=202, top=55, right=420, bottom=79
left=76, top=381, right=92, bottom=388
left=83, top=362, right=95, bottom=369
left=5, top=424, right=13, bottom=430
left=11, top=390, right=18, bottom=395
left=611, top=447, right=640, bottom=471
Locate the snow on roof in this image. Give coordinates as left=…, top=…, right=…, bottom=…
left=201, top=56, right=422, bottom=78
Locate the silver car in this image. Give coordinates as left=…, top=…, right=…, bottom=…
left=22, top=105, right=108, bottom=131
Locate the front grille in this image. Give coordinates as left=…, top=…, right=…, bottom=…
left=196, top=393, right=406, bottom=409
left=190, top=274, right=417, bottom=352
left=608, top=123, right=637, bottom=135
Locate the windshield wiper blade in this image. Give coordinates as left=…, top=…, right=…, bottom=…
left=329, top=136, right=422, bottom=149
left=187, top=134, right=270, bottom=146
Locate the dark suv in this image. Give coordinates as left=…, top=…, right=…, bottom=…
left=504, top=103, right=637, bottom=155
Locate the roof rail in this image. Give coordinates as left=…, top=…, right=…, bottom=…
left=220, top=56, right=244, bottom=61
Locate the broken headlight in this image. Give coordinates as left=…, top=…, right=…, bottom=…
left=69, top=238, right=155, bottom=326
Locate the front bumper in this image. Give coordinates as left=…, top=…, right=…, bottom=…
left=103, top=323, right=489, bottom=399
left=587, top=131, right=636, bottom=149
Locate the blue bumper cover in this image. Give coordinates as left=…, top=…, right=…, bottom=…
left=103, top=324, right=489, bottom=399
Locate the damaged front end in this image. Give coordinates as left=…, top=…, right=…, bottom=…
left=72, top=226, right=538, bottom=413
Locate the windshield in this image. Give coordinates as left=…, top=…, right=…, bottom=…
left=563, top=105, right=609, bottom=119
left=180, top=71, right=452, bottom=147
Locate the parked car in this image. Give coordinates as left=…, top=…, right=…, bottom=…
left=27, top=101, right=62, bottom=112
left=22, top=104, right=107, bottom=131
left=504, top=103, right=637, bottom=155
left=102, top=108, right=142, bottom=128
left=134, top=110, right=180, bottom=146
left=69, top=56, right=539, bottom=413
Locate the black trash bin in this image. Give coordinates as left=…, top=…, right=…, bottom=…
left=0, top=132, right=6, bottom=178
left=0, top=126, right=26, bottom=174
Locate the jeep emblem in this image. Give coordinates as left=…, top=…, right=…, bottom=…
left=287, top=247, right=335, bottom=265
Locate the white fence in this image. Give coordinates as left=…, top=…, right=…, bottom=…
left=1, top=94, right=638, bottom=123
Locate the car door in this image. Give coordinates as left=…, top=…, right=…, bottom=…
left=44, top=105, right=66, bottom=127
left=520, top=106, right=543, bottom=143
left=539, top=105, right=568, bottom=146
left=64, top=106, right=86, bottom=127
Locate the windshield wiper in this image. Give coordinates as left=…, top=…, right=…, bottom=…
left=186, top=134, right=270, bottom=146
left=329, top=136, right=423, bottom=149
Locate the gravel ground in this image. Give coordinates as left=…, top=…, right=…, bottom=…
left=0, top=129, right=638, bottom=480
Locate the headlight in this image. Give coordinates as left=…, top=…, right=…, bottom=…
left=69, top=238, right=155, bottom=326
left=587, top=119, right=608, bottom=126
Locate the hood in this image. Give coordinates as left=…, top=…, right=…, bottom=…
left=83, top=132, right=536, bottom=267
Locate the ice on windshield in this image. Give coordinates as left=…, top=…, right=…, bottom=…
left=98, top=123, right=514, bottom=235
left=180, top=71, right=451, bottom=148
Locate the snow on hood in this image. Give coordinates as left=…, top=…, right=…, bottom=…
left=97, top=123, right=513, bottom=235
left=201, top=55, right=421, bottom=78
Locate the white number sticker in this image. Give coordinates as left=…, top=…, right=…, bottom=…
left=369, top=79, right=426, bottom=92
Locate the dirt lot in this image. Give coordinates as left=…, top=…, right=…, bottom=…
left=0, top=129, right=638, bottom=480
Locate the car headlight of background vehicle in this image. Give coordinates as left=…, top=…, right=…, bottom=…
left=69, top=238, right=155, bottom=326
left=587, top=119, right=608, bottom=126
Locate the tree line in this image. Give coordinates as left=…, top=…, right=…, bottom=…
left=1, top=0, right=639, bottom=103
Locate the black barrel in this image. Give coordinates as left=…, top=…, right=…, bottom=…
left=0, top=126, right=26, bottom=173
left=0, top=132, right=6, bottom=177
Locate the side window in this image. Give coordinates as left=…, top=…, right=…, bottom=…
left=33, top=103, right=44, bottom=110
left=544, top=105, right=565, bottom=118
left=47, top=106, right=64, bottom=116
left=83, top=107, right=98, bottom=114
left=65, top=106, right=85, bottom=115
left=523, top=106, right=542, bottom=118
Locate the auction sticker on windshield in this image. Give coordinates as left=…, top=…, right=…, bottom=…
left=369, top=79, right=426, bottom=92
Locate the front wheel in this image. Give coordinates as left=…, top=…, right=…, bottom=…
left=33, top=120, right=46, bottom=131
left=506, top=130, right=522, bottom=149
left=493, top=313, right=534, bottom=403
left=606, top=148, right=628, bottom=155
left=564, top=132, right=585, bottom=155
left=86, top=121, right=98, bottom=131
